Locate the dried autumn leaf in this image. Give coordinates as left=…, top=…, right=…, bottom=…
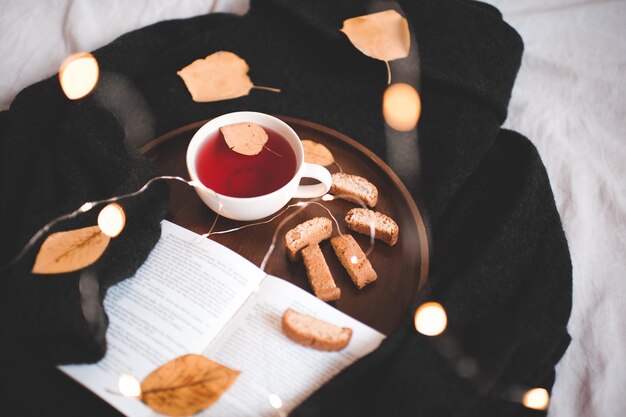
left=177, top=51, right=280, bottom=102
left=340, top=10, right=410, bottom=84
left=141, top=354, right=239, bottom=417
left=302, top=140, right=334, bottom=166
left=32, top=225, right=110, bottom=274
left=221, top=122, right=269, bottom=156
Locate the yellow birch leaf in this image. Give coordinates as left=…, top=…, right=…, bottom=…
left=32, top=225, right=110, bottom=274
left=340, top=10, right=410, bottom=83
left=141, top=354, right=240, bottom=417
left=302, top=140, right=335, bottom=166
left=177, top=51, right=279, bottom=102
left=221, top=122, right=269, bottom=156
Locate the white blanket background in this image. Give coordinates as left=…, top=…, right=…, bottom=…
left=1, top=0, right=624, bottom=416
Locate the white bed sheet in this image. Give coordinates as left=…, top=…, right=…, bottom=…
left=1, top=1, right=624, bottom=416
left=0, top=0, right=249, bottom=111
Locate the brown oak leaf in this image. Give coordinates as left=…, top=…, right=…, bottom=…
left=141, top=354, right=239, bottom=417
left=32, top=225, right=110, bottom=274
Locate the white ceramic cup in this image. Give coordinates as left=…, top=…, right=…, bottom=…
left=186, top=111, right=332, bottom=221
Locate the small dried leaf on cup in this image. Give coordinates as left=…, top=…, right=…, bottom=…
left=221, top=122, right=268, bottom=156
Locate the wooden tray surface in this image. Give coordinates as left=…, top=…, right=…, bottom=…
left=141, top=116, right=428, bottom=335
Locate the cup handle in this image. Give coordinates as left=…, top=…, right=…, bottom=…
left=293, top=163, right=332, bottom=199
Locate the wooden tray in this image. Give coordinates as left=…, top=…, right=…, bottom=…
left=141, top=116, right=428, bottom=335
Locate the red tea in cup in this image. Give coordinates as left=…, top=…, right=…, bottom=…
left=195, top=127, right=297, bottom=198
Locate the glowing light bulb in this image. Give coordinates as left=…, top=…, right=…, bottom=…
left=414, top=302, right=447, bottom=336
left=523, top=388, right=549, bottom=410
left=268, top=393, right=283, bottom=409
left=383, top=83, right=421, bottom=131
left=322, top=194, right=335, bottom=201
left=350, top=255, right=358, bottom=264
left=98, top=203, right=126, bottom=238
left=59, top=53, right=99, bottom=100
left=118, top=374, right=141, bottom=398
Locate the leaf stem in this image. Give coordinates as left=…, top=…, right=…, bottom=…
left=141, top=377, right=220, bottom=396
left=253, top=85, right=282, bottom=93
left=263, top=145, right=282, bottom=157
left=385, top=61, right=391, bottom=85
left=53, top=228, right=105, bottom=263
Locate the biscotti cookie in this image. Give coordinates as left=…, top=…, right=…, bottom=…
left=285, top=217, right=333, bottom=261
left=329, top=173, right=378, bottom=208
left=330, top=234, right=377, bottom=289
left=302, top=244, right=341, bottom=301
left=281, top=308, right=352, bottom=351
left=345, top=208, right=399, bottom=246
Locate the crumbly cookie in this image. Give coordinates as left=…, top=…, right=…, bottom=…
left=302, top=244, right=341, bottom=301
left=285, top=217, right=333, bottom=261
left=330, top=234, right=377, bottom=289
left=282, top=308, right=352, bottom=351
left=330, top=173, right=378, bottom=208
left=345, top=208, right=398, bottom=246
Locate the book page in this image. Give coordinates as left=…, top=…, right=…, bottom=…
left=60, top=220, right=265, bottom=417
left=201, top=275, right=386, bottom=417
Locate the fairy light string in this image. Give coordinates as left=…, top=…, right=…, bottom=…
left=5, top=174, right=379, bottom=274
left=412, top=298, right=550, bottom=408
left=191, top=192, right=377, bottom=414
left=15, top=9, right=544, bottom=414
left=5, top=172, right=546, bottom=411
left=3, top=175, right=194, bottom=270
left=191, top=193, right=376, bottom=272
left=258, top=200, right=344, bottom=272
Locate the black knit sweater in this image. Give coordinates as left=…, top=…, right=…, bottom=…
left=0, top=1, right=571, bottom=416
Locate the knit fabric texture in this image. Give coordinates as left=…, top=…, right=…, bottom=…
left=0, top=1, right=571, bottom=416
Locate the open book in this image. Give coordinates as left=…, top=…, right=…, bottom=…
left=60, top=220, right=385, bottom=416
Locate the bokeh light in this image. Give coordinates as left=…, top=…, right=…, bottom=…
left=414, top=302, right=447, bottom=336
left=523, top=388, right=550, bottom=410
left=383, top=83, right=421, bottom=131
left=268, top=393, right=283, bottom=409
left=98, top=203, right=126, bottom=238
left=59, top=53, right=99, bottom=100
left=455, top=357, right=478, bottom=378
left=118, top=374, right=141, bottom=398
